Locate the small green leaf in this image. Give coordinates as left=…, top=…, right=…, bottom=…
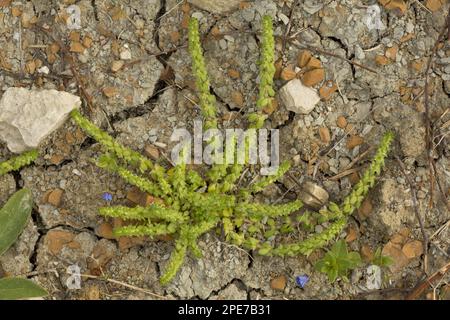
left=0, top=278, right=48, bottom=300
left=372, top=247, right=394, bottom=267
left=315, top=240, right=362, bottom=283
left=0, top=189, right=33, bottom=256
left=333, top=240, right=348, bottom=257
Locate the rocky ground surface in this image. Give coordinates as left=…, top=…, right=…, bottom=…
left=0, top=0, right=449, bottom=300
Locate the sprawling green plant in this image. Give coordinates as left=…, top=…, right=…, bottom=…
left=0, top=150, right=38, bottom=176
left=70, top=15, right=394, bottom=285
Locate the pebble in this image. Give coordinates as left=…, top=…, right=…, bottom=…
left=95, top=222, right=115, bottom=239
left=301, top=68, right=325, bottom=87
left=47, top=188, right=64, bottom=207
left=402, top=240, right=423, bottom=259
left=111, top=60, right=124, bottom=72
left=144, top=144, right=160, bottom=160
left=319, top=81, right=337, bottom=100
left=318, top=127, right=331, bottom=143
left=120, top=48, right=132, bottom=60
left=297, top=50, right=312, bottom=68
left=270, top=275, right=287, bottom=291
left=346, top=135, right=364, bottom=149
left=280, top=65, right=297, bottom=81
left=336, top=116, right=347, bottom=129
left=358, top=198, right=373, bottom=219
left=279, top=79, right=320, bottom=114
left=219, top=39, right=227, bottom=50
left=69, top=41, right=85, bottom=53
left=366, top=265, right=382, bottom=290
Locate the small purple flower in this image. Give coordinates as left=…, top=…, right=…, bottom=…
left=102, top=192, right=113, bottom=202
left=295, top=274, right=309, bottom=288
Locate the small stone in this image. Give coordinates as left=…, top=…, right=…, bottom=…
left=297, top=50, right=312, bottom=68
left=385, top=45, right=398, bottom=60
left=270, top=275, right=287, bottom=291
left=49, top=42, right=60, bottom=54
left=111, top=60, right=124, bottom=72
left=127, top=189, right=143, bottom=205
left=127, top=189, right=156, bottom=207
left=280, top=65, right=297, bottom=81
left=398, top=227, right=410, bottom=238
left=279, top=78, right=320, bottom=114
left=411, top=59, right=425, bottom=72
left=102, top=86, right=118, bottom=98
left=358, top=198, right=373, bottom=219
left=391, top=233, right=406, bottom=245
left=345, top=226, right=358, bottom=242
left=239, top=1, right=251, bottom=9
left=25, top=60, right=36, bottom=74
left=382, top=241, right=410, bottom=272
left=301, top=68, right=325, bottom=87
left=37, top=66, right=50, bottom=74
left=47, top=188, right=64, bottom=207
left=274, top=58, right=283, bottom=79
left=346, top=135, right=364, bottom=149
left=50, top=154, right=64, bottom=165
left=299, top=181, right=329, bottom=209
left=85, top=285, right=100, bottom=300
left=120, top=48, right=132, bottom=60
left=319, top=81, right=337, bottom=100
left=425, top=0, right=443, bottom=12
left=366, top=265, right=382, bottom=290
left=349, top=172, right=360, bottom=185
left=336, top=115, right=347, bottom=129
left=262, top=98, right=278, bottom=115
left=380, top=0, right=407, bottom=15
left=95, top=222, right=115, bottom=240
left=69, top=31, right=80, bottom=42
left=227, top=69, right=240, bottom=79
left=375, top=55, right=389, bottom=65
left=318, top=127, right=331, bottom=143
left=83, top=36, right=93, bottom=48
left=69, top=41, right=85, bottom=53
left=231, top=91, right=244, bottom=108
left=144, top=144, right=160, bottom=160
left=181, top=2, right=191, bottom=13
left=45, top=230, right=75, bottom=255
left=361, top=244, right=374, bottom=262
left=11, top=6, right=22, bottom=17
left=170, top=31, right=180, bottom=43
left=402, top=240, right=423, bottom=259
left=306, top=57, right=322, bottom=69
left=188, top=0, right=241, bottom=13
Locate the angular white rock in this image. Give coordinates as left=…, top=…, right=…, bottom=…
left=0, top=88, right=81, bottom=153
left=188, top=0, right=241, bottom=14
left=279, top=78, right=320, bottom=114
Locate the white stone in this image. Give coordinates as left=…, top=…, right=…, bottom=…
left=37, top=66, right=50, bottom=74
left=188, top=0, right=241, bottom=13
left=366, top=265, right=382, bottom=290
left=279, top=79, right=320, bottom=114
left=120, top=47, right=132, bottom=60
left=0, top=88, right=81, bottom=153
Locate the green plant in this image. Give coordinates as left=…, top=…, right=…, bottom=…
left=0, top=151, right=47, bottom=300
left=315, top=240, right=362, bottom=282
left=70, top=15, right=394, bottom=285
left=371, top=247, right=394, bottom=267
left=0, top=189, right=48, bottom=300
left=0, top=150, right=38, bottom=176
